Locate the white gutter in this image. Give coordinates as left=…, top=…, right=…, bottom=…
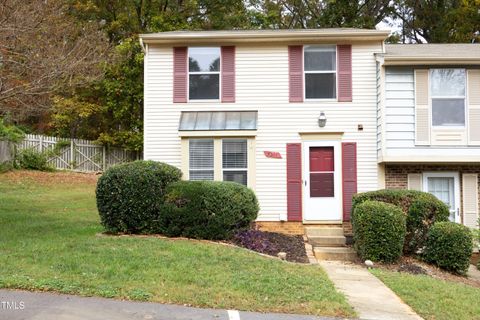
left=139, top=37, right=146, bottom=53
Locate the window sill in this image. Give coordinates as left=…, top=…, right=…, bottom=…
left=187, top=99, right=222, bottom=103
left=303, top=98, right=338, bottom=103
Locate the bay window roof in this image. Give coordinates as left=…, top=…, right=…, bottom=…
left=179, top=111, right=257, bottom=131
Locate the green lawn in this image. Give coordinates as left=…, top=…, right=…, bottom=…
left=0, top=171, right=354, bottom=317
left=371, top=269, right=480, bottom=320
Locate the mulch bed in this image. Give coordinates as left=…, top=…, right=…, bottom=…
left=0, top=169, right=99, bottom=185
left=373, top=256, right=480, bottom=288
left=230, top=230, right=309, bottom=263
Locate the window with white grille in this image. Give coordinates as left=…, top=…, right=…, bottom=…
left=189, top=139, right=214, bottom=180
left=188, top=47, right=220, bottom=100
left=431, top=69, right=466, bottom=127
left=304, top=45, right=337, bottom=99
left=222, top=139, right=247, bottom=185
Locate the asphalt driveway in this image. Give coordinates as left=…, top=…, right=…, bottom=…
left=0, top=289, right=340, bottom=320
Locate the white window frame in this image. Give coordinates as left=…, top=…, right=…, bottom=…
left=187, top=47, right=221, bottom=102
left=423, top=172, right=461, bottom=223
left=430, top=68, right=466, bottom=129
left=303, top=45, right=337, bottom=102
left=222, top=138, right=248, bottom=186
left=188, top=138, right=214, bottom=181
left=183, top=137, right=255, bottom=189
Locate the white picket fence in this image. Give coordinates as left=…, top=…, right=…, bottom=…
left=18, top=134, right=141, bottom=172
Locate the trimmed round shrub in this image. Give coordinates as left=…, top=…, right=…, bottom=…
left=160, top=180, right=259, bottom=240
left=352, top=200, right=406, bottom=263
left=423, top=222, right=473, bottom=274
left=96, top=160, right=182, bottom=233
left=352, top=189, right=450, bottom=254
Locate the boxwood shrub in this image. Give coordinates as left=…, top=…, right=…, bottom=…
left=160, top=180, right=259, bottom=240
left=352, top=200, right=406, bottom=263
left=96, top=160, right=182, bottom=233
left=352, top=189, right=450, bottom=254
left=423, top=222, right=473, bottom=274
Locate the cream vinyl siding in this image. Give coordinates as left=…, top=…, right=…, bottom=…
left=381, top=67, right=480, bottom=161
left=144, top=43, right=383, bottom=221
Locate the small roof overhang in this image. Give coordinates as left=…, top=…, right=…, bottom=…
left=380, top=56, right=480, bottom=66
left=139, top=28, right=390, bottom=47
left=378, top=44, right=480, bottom=66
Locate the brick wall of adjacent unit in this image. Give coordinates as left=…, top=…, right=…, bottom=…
left=385, top=164, right=480, bottom=226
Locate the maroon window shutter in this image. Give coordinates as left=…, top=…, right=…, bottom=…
left=288, top=46, right=303, bottom=102
left=342, top=142, right=357, bottom=221
left=287, top=143, right=302, bottom=221
left=221, top=46, right=235, bottom=103
left=173, top=47, right=187, bottom=103
left=337, top=45, right=352, bottom=102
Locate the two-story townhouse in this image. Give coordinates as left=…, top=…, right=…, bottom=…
left=139, top=29, right=479, bottom=237
left=377, top=44, right=480, bottom=229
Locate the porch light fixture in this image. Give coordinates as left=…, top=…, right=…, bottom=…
left=318, top=112, right=327, bottom=128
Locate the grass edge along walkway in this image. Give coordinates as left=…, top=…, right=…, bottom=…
left=371, top=268, right=480, bottom=320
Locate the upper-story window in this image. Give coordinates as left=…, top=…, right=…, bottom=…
left=188, top=47, right=220, bottom=100
left=304, top=45, right=336, bottom=99
left=430, top=69, right=466, bottom=127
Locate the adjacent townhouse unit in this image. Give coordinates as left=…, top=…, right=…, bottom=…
left=377, top=44, right=480, bottom=229
left=139, top=29, right=480, bottom=236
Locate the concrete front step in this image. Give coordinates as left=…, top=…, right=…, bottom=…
left=314, top=246, right=357, bottom=262
left=308, top=235, right=346, bottom=247
left=304, top=226, right=344, bottom=237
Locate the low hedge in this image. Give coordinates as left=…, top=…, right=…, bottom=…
left=423, top=222, right=473, bottom=274
left=160, top=180, right=259, bottom=240
left=352, top=189, right=450, bottom=254
left=96, top=160, right=182, bottom=233
left=352, top=200, right=406, bottom=263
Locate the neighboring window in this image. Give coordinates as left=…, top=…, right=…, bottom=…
left=430, top=69, right=466, bottom=127
left=304, top=45, right=336, bottom=99
left=189, top=139, right=214, bottom=180
left=188, top=47, right=220, bottom=100
left=222, top=139, right=247, bottom=185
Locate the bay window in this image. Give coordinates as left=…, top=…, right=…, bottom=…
left=187, top=138, right=252, bottom=187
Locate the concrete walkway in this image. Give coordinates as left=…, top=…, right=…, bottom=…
left=468, top=264, right=480, bottom=281
left=0, top=289, right=338, bottom=320
left=319, top=261, right=422, bottom=320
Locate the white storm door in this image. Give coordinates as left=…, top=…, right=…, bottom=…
left=303, top=141, right=342, bottom=221
left=423, top=172, right=461, bottom=223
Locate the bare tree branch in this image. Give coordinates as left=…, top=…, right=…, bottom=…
left=0, top=0, right=109, bottom=120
